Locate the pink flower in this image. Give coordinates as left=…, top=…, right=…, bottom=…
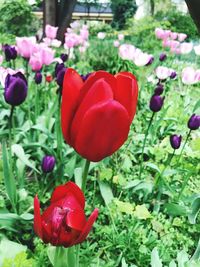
left=178, top=33, right=187, bottom=42
left=170, top=32, right=178, bottom=40
left=40, top=47, right=55, bottom=66
left=80, top=29, right=89, bottom=41
left=134, top=52, right=153, bottom=67
left=79, top=46, right=86, bottom=53
left=155, top=28, right=165, bottom=39
left=45, top=25, right=58, bottom=40
left=118, top=34, right=124, bottom=41
left=194, top=45, right=200, bottom=56
left=113, top=40, right=120, bottom=47
left=182, top=67, right=198, bottom=85
left=180, top=43, right=193, bottom=54
left=70, top=21, right=80, bottom=29
left=51, top=39, right=62, bottom=48
left=118, top=44, right=135, bottom=61
left=16, top=37, right=37, bottom=58
left=155, top=66, right=171, bottom=80
left=29, top=53, right=43, bottom=71
left=97, top=32, right=106, bottom=40
left=0, top=55, right=3, bottom=65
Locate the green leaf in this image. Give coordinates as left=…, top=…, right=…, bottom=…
left=169, top=260, right=177, bottom=267
left=65, top=156, right=76, bottom=179
left=145, top=162, right=161, bottom=174
left=177, top=250, right=189, bottom=267
left=74, top=167, right=82, bottom=188
left=188, top=195, right=200, bottom=224
left=134, top=204, right=151, bottom=220
left=11, top=144, right=39, bottom=173
left=0, top=239, right=27, bottom=266
left=164, top=203, right=188, bottom=216
left=98, top=181, right=114, bottom=205
left=47, top=246, right=76, bottom=267
left=2, top=141, right=17, bottom=209
left=150, top=247, right=162, bottom=267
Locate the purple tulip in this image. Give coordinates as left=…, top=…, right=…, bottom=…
left=3, top=44, right=17, bottom=61
left=154, top=84, right=164, bottom=95
left=170, top=134, right=182, bottom=149
left=81, top=73, right=91, bottom=82
left=146, top=56, right=154, bottom=66
left=34, top=72, right=42, bottom=84
left=41, top=155, right=56, bottom=173
left=149, top=95, right=164, bottom=112
left=159, top=53, right=167, bottom=62
left=56, top=67, right=66, bottom=86
left=188, top=114, right=200, bottom=130
left=60, top=53, right=68, bottom=62
left=4, top=72, right=27, bottom=106
left=170, top=71, right=177, bottom=79
left=55, top=63, right=65, bottom=77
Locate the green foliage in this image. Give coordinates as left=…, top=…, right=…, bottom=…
left=111, top=0, right=137, bottom=30
left=155, top=9, right=199, bottom=40
left=0, top=0, right=38, bottom=37
left=89, top=21, right=114, bottom=37
left=127, top=16, right=171, bottom=52
left=2, top=252, right=34, bottom=267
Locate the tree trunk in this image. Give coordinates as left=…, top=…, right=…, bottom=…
left=43, top=0, right=58, bottom=33
left=57, top=0, right=78, bottom=42
left=150, top=0, right=155, bottom=16
left=185, top=0, right=200, bottom=33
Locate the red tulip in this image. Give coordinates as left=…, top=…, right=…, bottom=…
left=61, top=68, right=138, bottom=162
left=46, top=75, right=53, bottom=83
left=34, top=181, right=98, bottom=247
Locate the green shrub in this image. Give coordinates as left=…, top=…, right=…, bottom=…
left=155, top=8, right=199, bottom=40
left=111, top=0, right=137, bottom=30
left=89, top=21, right=114, bottom=37
left=0, top=0, right=39, bottom=37
left=127, top=16, right=171, bottom=52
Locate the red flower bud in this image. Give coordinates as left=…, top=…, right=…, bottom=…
left=34, top=181, right=98, bottom=247
left=61, top=68, right=138, bottom=162
left=46, top=75, right=53, bottom=83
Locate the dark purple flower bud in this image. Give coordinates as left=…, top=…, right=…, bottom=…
left=4, top=72, right=27, bottom=106
left=56, top=67, right=66, bottom=86
left=170, top=134, right=182, bottom=149
left=159, top=53, right=167, bottom=61
left=55, top=63, right=65, bottom=77
left=170, top=71, right=177, bottom=79
left=187, top=114, right=200, bottom=130
left=60, top=53, right=68, bottom=62
left=3, top=45, right=17, bottom=61
left=149, top=95, right=164, bottom=112
left=34, top=72, right=42, bottom=84
left=41, top=155, right=56, bottom=173
left=81, top=73, right=91, bottom=82
left=154, top=84, right=164, bottom=95
left=146, top=56, right=154, bottom=66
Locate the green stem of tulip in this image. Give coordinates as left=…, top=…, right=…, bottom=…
left=177, top=172, right=191, bottom=201
left=81, top=159, right=90, bottom=192
left=176, top=130, right=191, bottom=164
left=138, top=112, right=155, bottom=180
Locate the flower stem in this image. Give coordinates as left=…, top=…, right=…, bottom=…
left=176, top=129, right=191, bottom=164
left=81, top=159, right=90, bottom=192
left=138, top=112, right=155, bottom=179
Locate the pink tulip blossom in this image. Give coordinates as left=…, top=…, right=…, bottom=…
left=155, top=66, right=171, bottom=80
left=45, top=24, right=58, bottom=39
left=40, top=47, right=55, bottom=66
left=118, top=44, right=136, bottom=61
left=170, top=32, right=178, bottom=40
left=97, top=32, right=106, bottom=40
left=118, top=34, right=124, bottom=41
left=113, top=40, right=120, bottom=47
left=182, top=67, right=198, bottom=85
left=178, top=33, right=187, bottom=42
left=0, top=55, right=3, bottom=65
left=29, top=53, right=43, bottom=71
left=180, top=43, right=193, bottom=54
left=194, top=45, right=200, bottom=56
left=16, top=37, right=37, bottom=58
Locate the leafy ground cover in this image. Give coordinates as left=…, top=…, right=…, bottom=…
left=0, top=19, right=200, bottom=267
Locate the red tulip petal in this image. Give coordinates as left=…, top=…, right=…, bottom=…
left=114, top=72, right=138, bottom=123
left=66, top=209, right=86, bottom=231
left=74, top=208, right=99, bottom=245
left=42, top=221, right=52, bottom=244
left=70, top=78, right=114, bottom=145
left=50, top=181, right=85, bottom=209
left=61, top=68, right=83, bottom=145
left=77, top=71, right=116, bottom=106
left=34, top=195, right=43, bottom=238
left=74, top=100, right=130, bottom=162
